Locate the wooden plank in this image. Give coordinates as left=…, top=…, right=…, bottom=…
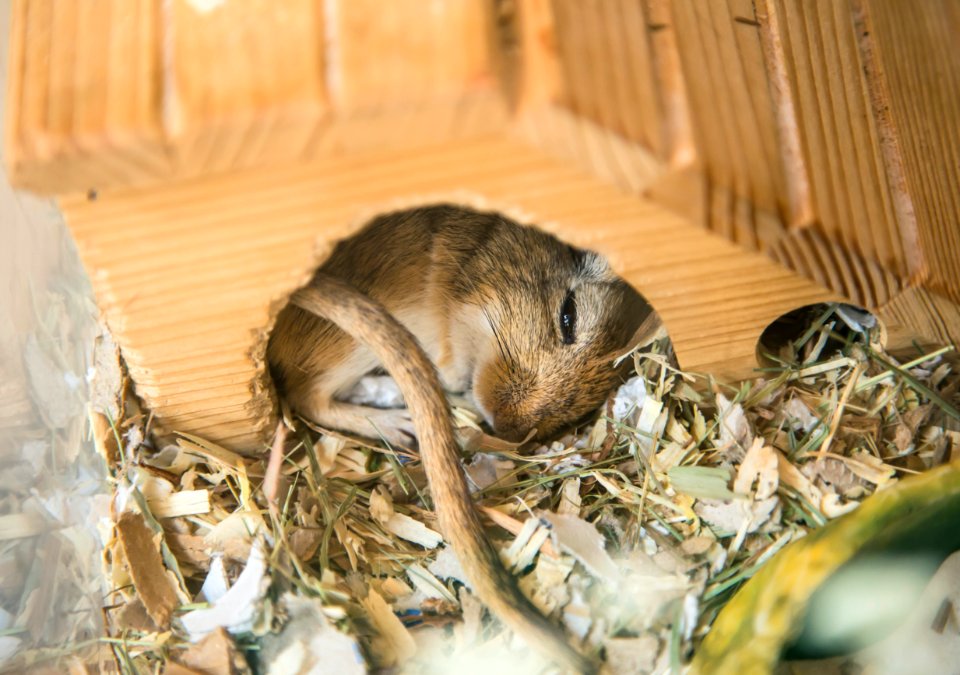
left=668, top=0, right=807, bottom=233
left=656, top=0, right=926, bottom=309
left=547, top=0, right=688, bottom=162
left=3, top=0, right=170, bottom=194
left=513, top=104, right=665, bottom=195
left=329, top=0, right=496, bottom=111
left=879, top=287, right=960, bottom=357
left=753, top=0, right=812, bottom=226
left=61, top=137, right=837, bottom=451
left=3, top=0, right=509, bottom=194
left=768, top=227, right=902, bottom=309
left=512, top=0, right=688, bottom=192
left=644, top=0, right=694, bottom=166
left=166, top=0, right=327, bottom=175
left=770, top=0, right=920, bottom=282
left=863, top=0, right=960, bottom=302
left=510, top=0, right=563, bottom=110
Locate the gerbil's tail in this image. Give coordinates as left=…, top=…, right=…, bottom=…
left=293, top=276, right=596, bottom=674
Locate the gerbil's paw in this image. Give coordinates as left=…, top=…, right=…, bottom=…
left=366, top=408, right=417, bottom=447
left=309, top=402, right=417, bottom=448
left=344, top=375, right=405, bottom=408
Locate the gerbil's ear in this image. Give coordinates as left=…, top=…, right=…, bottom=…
left=575, top=249, right=617, bottom=282
left=612, top=308, right=669, bottom=364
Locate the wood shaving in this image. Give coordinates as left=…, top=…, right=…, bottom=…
left=92, top=303, right=959, bottom=673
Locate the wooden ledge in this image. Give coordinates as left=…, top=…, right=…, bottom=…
left=61, top=136, right=839, bottom=451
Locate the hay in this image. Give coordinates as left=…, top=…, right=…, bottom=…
left=92, top=303, right=959, bottom=673
left=0, top=233, right=116, bottom=674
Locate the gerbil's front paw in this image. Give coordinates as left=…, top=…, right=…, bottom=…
left=344, top=375, right=405, bottom=408
left=365, top=408, right=417, bottom=447
left=308, top=401, right=418, bottom=448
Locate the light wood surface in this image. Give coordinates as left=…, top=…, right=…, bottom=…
left=769, top=0, right=920, bottom=283
left=644, top=0, right=958, bottom=340
left=669, top=0, right=805, bottom=227
left=864, top=0, right=960, bottom=303
left=880, top=287, right=960, bottom=356
left=3, top=0, right=170, bottom=193
left=61, top=137, right=836, bottom=451
left=5, top=0, right=959, bottom=450
left=3, top=0, right=505, bottom=193
left=768, top=227, right=903, bottom=310
left=513, top=103, right=666, bottom=196
left=331, top=0, right=496, bottom=111
left=165, top=0, right=326, bottom=174
left=545, top=0, right=691, bottom=164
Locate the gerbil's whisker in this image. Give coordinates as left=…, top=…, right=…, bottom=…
left=480, top=300, right=513, bottom=365
left=448, top=252, right=518, bottom=367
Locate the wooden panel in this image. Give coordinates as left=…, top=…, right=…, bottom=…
left=659, top=0, right=927, bottom=307
left=166, top=0, right=326, bottom=174
left=768, top=228, right=902, bottom=309
left=311, top=95, right=509, bottom=159
left=3, top=0, right=171, bottom=193
left=547, top=0, right=690, bottom=163
left=648, top=169, right=793, bottom=256
left=645, top=0, right=695, bottom=166
left=864, top=0, right=960, bottom=303
left=3, top=0, right=509, bottom=195
left=669, top=0, right=807, bottom=227
left=61, top=137, right=836, bottom=452
left=509, top=0, right=563, bottom=111
left=770, top=0, right=920, bottom=281
left=513, top=104, right=665, bottom=195
left=330, top=0, right=496, bottom=111
left=880, top=287, right=960, bottom=357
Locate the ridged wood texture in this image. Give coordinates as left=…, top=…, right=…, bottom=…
left=61, top=138, right=835, bottom=451
left=663, top=0, right=920, bottom=303
left=510, top=0, right=958, bottom=346
left=863, top=0, right=960, bottom=309
left=5, top=0, right=959, bottom=449
left=646, top=0, right=958, bottom=344
left=3, top=0, right=506, bottom=194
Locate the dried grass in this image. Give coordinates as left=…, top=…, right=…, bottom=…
left=91, top=303, right=960, bottom=673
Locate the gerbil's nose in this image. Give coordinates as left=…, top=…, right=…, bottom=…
left=491, top=414, right=531, bottom=443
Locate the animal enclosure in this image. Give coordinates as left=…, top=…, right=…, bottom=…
left=5, top=2, right=960, bottom=673
left=4, top=0, right=958, bottom=454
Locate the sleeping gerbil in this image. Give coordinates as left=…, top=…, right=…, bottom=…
left=268, top=204, right=659, bottom=672
left=268, top=204, right=656, bottom=446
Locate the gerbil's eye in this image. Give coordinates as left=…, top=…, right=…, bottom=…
left=560, top=291, right=577, bottom=345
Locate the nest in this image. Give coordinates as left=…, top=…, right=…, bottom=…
left=26, top=304, right=960, bottom=673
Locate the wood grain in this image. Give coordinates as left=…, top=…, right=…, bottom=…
left=4, top=0, right=171, bottom=193
left=165, top=0, right=326, bottom=175
left=669, top=0, right=807, bottom=227
left=658, top=0, right=937, bottom=310
left=879, top=287, right=960, bottom=359
left=768, top=228, right=902, bottom=310
left=329, top=0, right=496, bottom=112
left=508, top=0, right=563, bottom=111
left=546, top=0, right=690, bottom=163
left=770, top=0, right=920, bottom=281
left=862, top=0, right=960, bottom=302
left=3, top=0, right=508, bottom=194
left=61, top=137, right=837, bottom=451
left=513, top=104, right=665, bottom=195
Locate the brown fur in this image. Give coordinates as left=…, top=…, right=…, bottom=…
left=267, top=205, right=657, bottom=672
left=269, top=204, right=653, bottom=444
left=289, top=276, right=595, bottom=672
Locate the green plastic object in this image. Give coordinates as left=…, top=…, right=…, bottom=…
left=692, top=460, right=960, bottom=675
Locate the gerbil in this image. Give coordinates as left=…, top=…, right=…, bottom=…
left=288, top=275, right=595, bottom=673
left=269, top=204, right=654, bottom=446
left=268, top=205, right=657, bottom=672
